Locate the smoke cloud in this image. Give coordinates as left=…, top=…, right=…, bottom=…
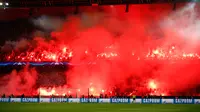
left=0, top=66, right=37, bottom=95
left=1, top=3, right=200, bottom=96
left=32, top=15, right=65, bottom=31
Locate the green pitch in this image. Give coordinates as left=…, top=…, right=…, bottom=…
left=0, top=103, right=200, bottom=112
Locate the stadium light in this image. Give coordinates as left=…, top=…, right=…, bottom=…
left=5, top=2, right=9, bottom=6
left=0, top=2, right=3, bottom=6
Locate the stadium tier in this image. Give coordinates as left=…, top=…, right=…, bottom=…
left=0, top=62, right=93, bottom=66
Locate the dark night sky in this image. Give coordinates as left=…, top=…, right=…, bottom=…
left=0, top=19, right=34, bottom=45
left=0, top=7, right=75, bottom=45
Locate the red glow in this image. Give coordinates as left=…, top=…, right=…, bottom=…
left=101, top=90, right=105, bottom=93
left=90, top=87, right=94, bottom=92
left=3, top=45, right=200, bottom=62
left=1, top=3, right=200, bottom=96
left=149, top=80, right=157, bottom=90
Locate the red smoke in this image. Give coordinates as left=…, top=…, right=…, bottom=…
left=1, top=3, right=200, bottom=96
left=0, top=65, right=38, bottom=96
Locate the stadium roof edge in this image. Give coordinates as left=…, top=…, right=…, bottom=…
left=0, top=0, right=199, bottom=8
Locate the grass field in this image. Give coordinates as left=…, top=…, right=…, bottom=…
left=0, top=103, right=200, bottom=112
